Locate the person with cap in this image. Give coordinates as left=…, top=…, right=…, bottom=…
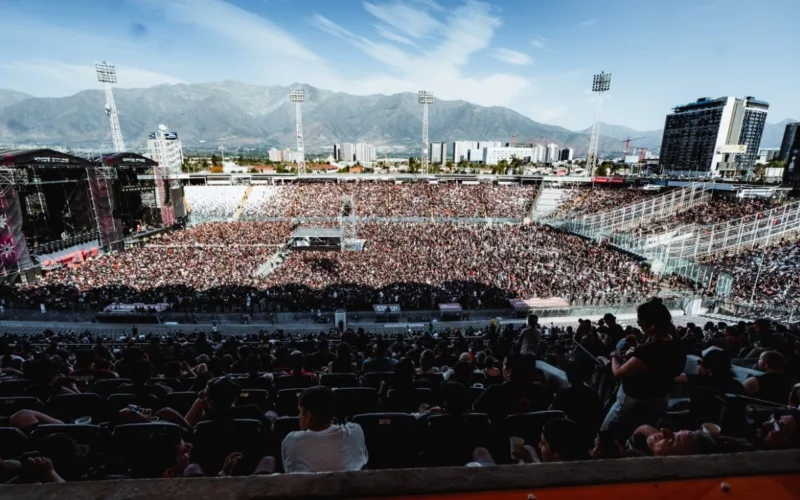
left=675, top=347, right=744, bottom=428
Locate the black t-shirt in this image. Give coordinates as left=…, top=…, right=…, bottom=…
left=685, top=374, right=744, bottom=425
left=621, top=339, right=686, bottom=399
left=472, top=381, right=551, bottom=420
left=754, top=372, right=792, bottom=405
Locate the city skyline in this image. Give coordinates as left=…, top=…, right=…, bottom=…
left=0, top=0, right=797, bottom=131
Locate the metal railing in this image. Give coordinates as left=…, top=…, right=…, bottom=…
left=554, top=183, right=712, bottom=236
left=662, top=200, right=800, bottom=260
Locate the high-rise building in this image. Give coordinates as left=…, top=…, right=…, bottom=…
left=545, top=143, right=559, bottom=163
left=784, top=126, right=800, bottom=183
left=560, top=148, right=574, bottom=161
left=532, top=145, right=546, bottom=164
left=429, top=142, right=446, bottom=165
left=333, top=144, right=341, bottom=162
left=478, top=141, right=503, bottom=149
left=481, top=147, right=534, bottom=166
left=658, top=96, right=769, bottom=176
left=453, top=141, right=479, bottom=162
left=779, top=122, right=800, bottom=163
left=147, top=128, right=183, bottom=176
left=268, top=148, right=283, bottom=162
left=354, top=143, right=376, bottom=164
left=338, top=143, right=356, bottom=162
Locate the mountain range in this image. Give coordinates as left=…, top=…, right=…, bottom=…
left=0, top=83, right=793, bottom=156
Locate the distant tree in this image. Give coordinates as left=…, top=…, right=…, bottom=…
left=248, top=167, right=259, bottom=173
left=595, top=164, right=608, bottom=177
left=211, top=154, right=221, bottom=166
left=200, top=158, right=210, bottom=170
left=457, top=158, right=468, bottom=169
left=510, top=156, right=523, bottom=170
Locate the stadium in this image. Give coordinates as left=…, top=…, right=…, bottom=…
left=1, top=146, right=799, bottom=497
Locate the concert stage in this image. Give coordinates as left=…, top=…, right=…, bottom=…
left=287, top=227, right=365, bottom=251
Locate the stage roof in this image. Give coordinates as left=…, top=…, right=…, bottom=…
left=291, top=228, right=341, bottom=239
left=0, top=149, right=93, bottom=167
left=98, top=152, right=157, bottom=167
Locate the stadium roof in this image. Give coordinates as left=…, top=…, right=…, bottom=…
left=291, top=227, right=341, bottom=239
left=98, top=152, right=157, bottom=167
left=0, top=148, right=92, bottom=167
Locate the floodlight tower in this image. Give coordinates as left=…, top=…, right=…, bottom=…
left=418, top=91, right=434, bottom=175
left=587, top=71, right=611, bottom=176
left=289, top=89, right=306, bottom=176
left=95, top=61, right=126, bottom=152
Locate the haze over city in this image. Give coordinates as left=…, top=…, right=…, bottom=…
left=1, top=0, right=798, bottom=131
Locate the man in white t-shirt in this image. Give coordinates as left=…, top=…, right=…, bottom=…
left=282, top=386, right=368, bottom=473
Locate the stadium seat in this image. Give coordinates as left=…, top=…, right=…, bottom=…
left=46, top=393, right=108, bottom=423
left=193, top=419, right=267, bottom=476
left=276, top=389, right=305, bottom=417
left=0, top=427, right=29, bottom=459
left=31, top=424, right=104, bottom=450
left=467, top=386, right=485, bottom=404
left=361, top=372, right=396, bottom=390
left=274, top=375, right=317, bottom=392
left=352, top=413, right=420, bottom=469
left=425, top=413, right=493, bottom=467
left=148, top=378, right=186, bottom=392
left=166, top=391, right=199, bottom=416
left=236, top=389, right=272, bottom=413
left=503, top=410, right=566, bottom=451
left=420, top=372, right=445, bottom=388
left=386, top=387, right=437, bottom=413
left=333, top=387, right=380, bottom=420
left=0, top=396, right=46, bottom=417
left=110, top=422, right=185, bottom=468
left=92, top=379, right=132, bottom=399
left=320, top=373, right=359, bottom=388
left=107, top=393, right=161, bottom=414
left=0, top=379, right=33, bottom=397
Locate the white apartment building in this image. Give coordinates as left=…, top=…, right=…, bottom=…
left=338, top=143, right=356, bottom=162
left=453, top=141, right=479, bottom=162
left=478, top=141, right=503, bottom=149
left=545, top=143, right=559, bottom=163
left=147, top=127, right=183, bottom=176
left=480, top=147, right=535, bottom=166
left=268, top=148, right=283, bottom=162
left=355, top=143, right=376, bottom=164
left=429, top=142, right=446, bottom=165
left=532, top=144, right=546, bottom=163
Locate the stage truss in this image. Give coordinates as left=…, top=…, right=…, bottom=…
left=340, top=195, right=358, bottom=251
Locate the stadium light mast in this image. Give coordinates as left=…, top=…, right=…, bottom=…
left=587, top=71, right=611, bottom=176
left=418, top=91, right=434, bottom=175
left=95, top=61, right=126, bottom=152
left=289, top=89, right=306, bottom=176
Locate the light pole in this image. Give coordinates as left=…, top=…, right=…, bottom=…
left=587, top=72, right=611, bottom=177
left=95, top=61, right=125, bottom=152
left=289, top=89, right=306, bottom=176
left=418, top=91, right=434, bottom=175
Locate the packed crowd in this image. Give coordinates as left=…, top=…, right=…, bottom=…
left=621, top=196, right=786, bottom=236
left=552, top=185, right=659, bottom=219
left=0, top=300, right=798, bottom=484
left=235, top=183, right=538, bottom=220
left=706, top=239, right=800, bottom=309
left=5, top=222, right=697, bottom=312
left=184, top=186, right=247, bottom=223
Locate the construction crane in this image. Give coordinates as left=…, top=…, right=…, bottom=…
left=622, top=137, right=646, bottom=157
left=638, top=147, right=648, bottom=163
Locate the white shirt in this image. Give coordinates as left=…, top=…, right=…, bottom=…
left=282, top=423, right=368, bottom=473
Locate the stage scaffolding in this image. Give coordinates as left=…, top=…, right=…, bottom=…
left=0, top=168, right=33, bottom=277
left=339, top=195, right=358, bottom=251
left=86, top=166, right=121, bottom=247
left=554, top=183, right=712, bottom=236
left=154, top=165, right=176, bottom=227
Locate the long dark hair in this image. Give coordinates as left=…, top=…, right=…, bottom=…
left=637, top=298, right=676, bottom=340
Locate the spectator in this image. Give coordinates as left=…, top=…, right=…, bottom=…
left=328, top=342, right=357, bottom=373
left=602, top=298, right=687, bottom=437
left=518, top=315, right=541, bottom=356
left=675, top=348, right=744, bottom=427
left=743, top=351, right=792, bottom=405
left=362, top=338, right=397, bottom=372
left=473, top=353, right=550, bottom=419
left=552, top=363, right=604, bottom=437
left=282, top=386, right=368, bottom=473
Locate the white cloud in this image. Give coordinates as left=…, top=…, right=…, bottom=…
left=374, top=25, right=415, bottom=45
left=0, top=60, right=182, bottom=96
left=493, top=48, right=532, bottom=66
left=531, top=36, right=547, bottom=49
left=578, top=19, right=598, bottom=27
left=363, top=1, right=442, bottom=39
left=310, top=1, right=532, bottom=110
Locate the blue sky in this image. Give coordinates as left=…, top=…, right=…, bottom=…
left=1, top=0, right=797, bottom=130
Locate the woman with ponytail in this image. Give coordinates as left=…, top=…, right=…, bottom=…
left=601, top=298, right=687, bottom=438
